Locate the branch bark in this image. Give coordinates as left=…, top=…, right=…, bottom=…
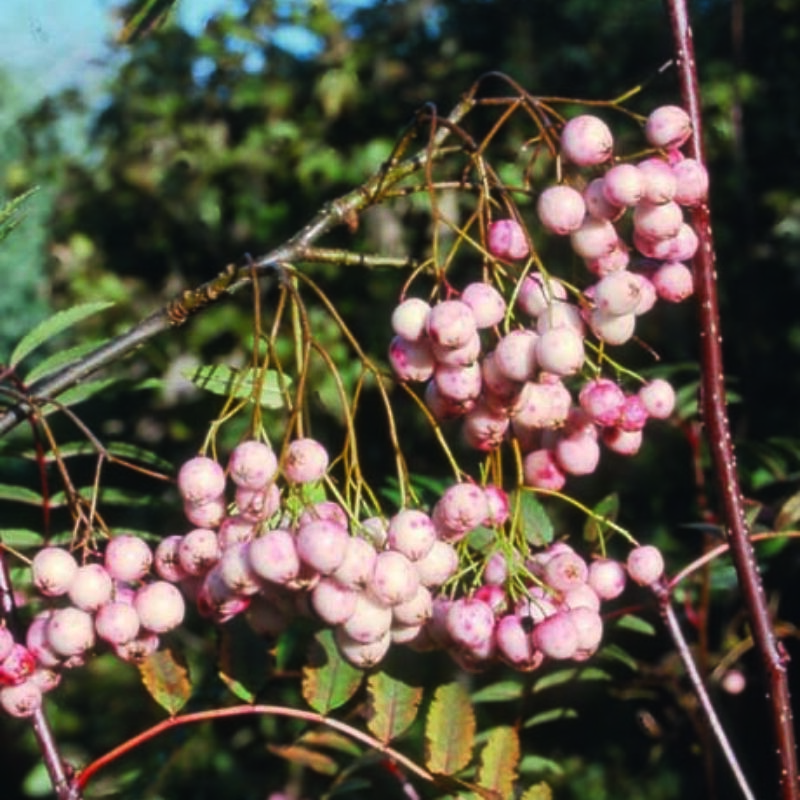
left=664, top=2, right=798, bottom=797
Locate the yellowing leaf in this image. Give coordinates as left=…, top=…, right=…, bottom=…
left=139, top=648, right=191, bottom=716
left=366, top=670, right=424, bottom=745
left=425, top=681, right=476, bottom=776
left=476, top=726, right=520, bottom=798
left=301, top=629, right=364, bottom=714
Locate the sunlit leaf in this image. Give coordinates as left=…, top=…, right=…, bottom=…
left=523, top=708, right=577, bottom=728
left=615, top=614, right=657, bottom=636
left=425, top=681, right=476, bottom=775
left=139, top=647, right=191, bottom=716
left=0, top=484, right=44, bottom=505
left=583, top=493, right=619, bottom=543
left=471, top=680, right=525, bottom=704
left=475, top=726, right=519, bottom=798
left=301, top=629, right=364, bottom=715
left=512, top=490, right=553, bottom=546
left=182, top=364, right=288, bottom=409
left=533, top=667, right=610, bottom=692
left=9, top=302, right=115, bottom=368
left=366, top=669, right=424, bottom=744
left=520, top=782, right=553, bottom=800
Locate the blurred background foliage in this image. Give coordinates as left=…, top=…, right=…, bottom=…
left=2, top=0, right=800, bottom=798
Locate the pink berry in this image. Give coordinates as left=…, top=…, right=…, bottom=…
left=672, top=158, right=709, bottom=206
left=283, top=438, right=329, bottom=484
left=618, top=395, right=649, bottom=432
left=295, top=519, right=349, bottom=575
left=197, top=567, right=251, bottom=623
left=602, top=426, right=643, bottom=456
left=178, top=528, right=221, bottom=576
left=184, top=497, right=226, bottom=529
left=105, top=535, right=153, bottom=582
left=570, top=218, right=619, bottom=260
left=95, top=601, right=141, bottom=645
left=369, top=551, right=419, bottom=607
left=462, top=403, right=510, bottom=451
left=414, top=540, right=458, bottom=587
left=341, top=592, right=393, bottom=644
left=25, top=613, right=62, bottom=669
left=434, top=362, right=482, bottom=403
left=602, top=163, right=644, bottom=207
left=543, top=549, right=589, bottom=593
left=535, top=326, right=585, bottom=376
left=579, top=378, right=625, bottom=426
left=1, top=681, right=43, bottom=718
left=235, top=483, right=281, bottom=522
left=461, top=282, right=506, bottom=328
left=560, top=115, right=613, bottom=166
left=522, top=449, right=566, bottom=491
left=426, top=300, right=478, bottom=350
left=652, top=261, right=694, bottom=302
left=495, top=614, right=544, bottom=671
left=68, top=563, right=114, bottom=612
left=154, top=535, right=189, bottom=583
left=114, top=632, right=160, bottom=664
left=561, top=583, right=601, bottom=611
left=0, top=643, right=36, bottom=686
left=431, top=331, right=481, bottom=367
left=588, top=558, right=627, bottom=600
left=721, top=669, right=746, bottom=695
left=638, top=378, right=676, bottom=419
left=568, top=606, right=604, bottom=658
left=218, top=542, right=262, bottom=595
left=645, top=105, right=692, bottom=150
left=493, top=330, right=538, bottom=383
left=433, top=483, right=489, bottom=536
left=583, top=178, right=624, bottom=222
left=389, top=335, right=436, bottom=382
left=332, top=536, right=378, bottom=588
left=483, top=485, right=510, bottom=527
left=593, top=270, right=643, bottom=316
left=487, top=218, right=529, bottom=260
left=636, top=157, right=678, bottom=204
left=228, top=440, right=279, bottom=490
left=391, top=298, right=431, bottom=341
left=335, top=627, right=391, bottom=668
left=588, top=309, right=637, bottom=346
left=516, top=274, right=568, bottom=318
left=627, top=544, right=665, bottom=586
left=424, top=380, right=472, bottom=421
left=633, top=200, right=683, bottom=242
left=177, top=456, right=225, bottom=505
left=46, top=607, right=95, bottom=657
left=533, top=611, right=579, bottom=659
left=387, top=509, right=437, bottom=561
left=555, top=433, right=600, bottom=476
left=392, top=584, right=433, bottom=627
left=31, top=547, right=78, bottom=597
left=217, top=515, right=257, bottom=549
left=446, top=597, right=496, bottom=651
left=537, top=185, right=586, bottom=234
left=310, top=578, right=358, bottom=625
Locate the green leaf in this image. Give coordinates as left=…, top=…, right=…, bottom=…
left=266, top=743, right=339, bottom=775
left=217, top=619, right=270, bottom=704
left=366, top=669, right=424, bottom=745
left=583, top=493, right=619, bottom=543
left=600, top=643, right=638, bottom=671
left=512, top=490, right=553, bottom=546
left=518, top=755, right=563, bottom=777
left=475, top=726, right=519, bottom=798
left=301, top=629, right=364, bottom=715
left=9, top=301, right=115, bottom=368
left=0, top=483, right=44, bottom=505
left=425, top=681, right=476, bottom=775
left=533, top=667, right=610, bottom=692
left=0, top=188, right=38, bottom=245
left=40, top=378, right=117, bottom=412
left=471, top=680, right=525, bottom=704
left=615, top=614, right=657, bottom=636
left=23, top=341, right=107, bottom=385
left=182, top=364, right=288, bottom=409
left=523, top=708, right=577, bottom=728
left=0, top=529, right=44, bottom=547
left=139, top=647, right=192, bottom=716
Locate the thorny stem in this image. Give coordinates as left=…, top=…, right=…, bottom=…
left=665, top=1, right=798, bottom=797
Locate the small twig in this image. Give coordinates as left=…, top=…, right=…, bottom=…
left=653, top=580, right=756, bottom=800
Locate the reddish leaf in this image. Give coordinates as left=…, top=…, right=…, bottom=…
left=425, top=681, right=476, bottom=775
left=302, top=629, right=364, bottom=714
left=138, top=647, right=191, bottom=716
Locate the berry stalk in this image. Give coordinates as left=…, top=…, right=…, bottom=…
left=665, top=1, right=799, bottom=797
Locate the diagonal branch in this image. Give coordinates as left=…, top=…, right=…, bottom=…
left=664, top=1, right=798, bottom=797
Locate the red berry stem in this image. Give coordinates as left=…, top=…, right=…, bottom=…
left=664, top=1, right=799, bottom=798
left=0, top=552, right=82, bottom=800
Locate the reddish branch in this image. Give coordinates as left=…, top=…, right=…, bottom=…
left=665, top=1, right=798, bottom=797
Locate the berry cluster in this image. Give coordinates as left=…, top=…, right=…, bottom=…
left=389, top=105, right=698, bottom=489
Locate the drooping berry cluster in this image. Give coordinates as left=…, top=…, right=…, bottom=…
left=388, top=105, right=696, bottom=489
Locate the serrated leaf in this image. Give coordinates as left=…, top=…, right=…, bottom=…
left=0, top=529, right=44, bottom=547
left=533, top=667, right=610, bottom=692
left=615, top=614, right=657, bottom=635
left=512, top=490, right=553, bottom=546
left=266, top=743, right=338, bottom=775
left=183, top=364, right=288, bottom=409
left=366, top=669, right=423, bottom=744
left=0, top=483, right=44, bottom=505
left=583, top=493, right=619, bottom=543
left=475, top=726, right=519, bottom=798
left=471, top=680, right=525, bottom=704
left=139, top=647, right=191, bottom=716
left=302, top=629, right=364, bottom=714
left=425, top=681, right=476, bottom=775
left=23, top=341, right=106, bottom=385
left=10, top=302, right=115, bottom=368
left=523, top=708, right=577, bottom=728
left=520, top=782, right=553, bottom=800
left=217, top=619, right=270, bottom=704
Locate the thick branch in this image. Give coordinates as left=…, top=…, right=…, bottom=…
left=664, top=1, right=798, bottom=797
